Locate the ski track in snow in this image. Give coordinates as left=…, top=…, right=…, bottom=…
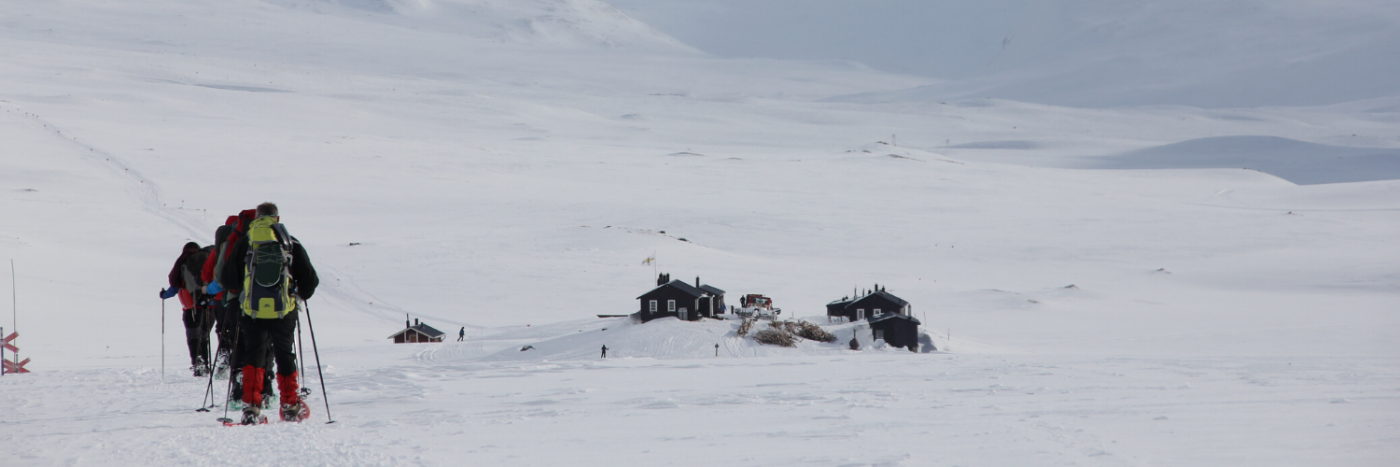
left=1, top=98, right=413, bottom=339
left=0, top=101, right=205, bottom=239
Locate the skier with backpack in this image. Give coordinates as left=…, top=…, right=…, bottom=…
left=162, top=241, right=215, bottom=376
left=201, top=219, right=242, bottom=380
left=209, top=209, right=277, bottom=410
left=201, top=220, right=237, bottom=378
left=219, top=202, right=319, bottom=424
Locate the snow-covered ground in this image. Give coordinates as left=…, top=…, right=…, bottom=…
left=1, top=1, right=1398, bottom=466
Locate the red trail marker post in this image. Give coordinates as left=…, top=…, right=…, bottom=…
left=2, top=331, right=27, bottom=374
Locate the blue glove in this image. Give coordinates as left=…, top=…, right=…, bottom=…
left=205, top=281, right=223, bottom=294
left=160, top=288, right=179, bottom=299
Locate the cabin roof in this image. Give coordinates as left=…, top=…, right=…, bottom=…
left=827, top=297, right=853, bottom=307
left=868, top=312, right=921, bottom=326
left=637, top=280, right=709, bottom=299
left=388, top=323, right=447, bottom=339
left=698, top=284, right=726, bottom=296
left=847, top=290, right=909, bottom=308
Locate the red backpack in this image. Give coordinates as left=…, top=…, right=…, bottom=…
left=214, top=209, right=258, bottom=289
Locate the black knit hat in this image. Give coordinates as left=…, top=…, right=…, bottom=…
left=215, top=225, right=233, bottom=246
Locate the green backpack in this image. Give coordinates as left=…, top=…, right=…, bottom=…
left=241, top=216, right=296, bottom=319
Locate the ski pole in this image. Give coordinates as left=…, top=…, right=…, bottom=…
left=218, top=309, right=244, bottom=423
left=160, top=295, right=165, bottom=382
left=198, top=307, right=217, bottom=411
left=301, top=299, right=334, bottom=424
left=296, top=314, right=308, bottom=396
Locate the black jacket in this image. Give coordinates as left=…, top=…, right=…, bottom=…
left=221, top=232, right=319, bottom=301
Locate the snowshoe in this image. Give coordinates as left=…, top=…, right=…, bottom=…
left=280, top=399, right=310, bottom=422
left=192, top=356, right=209, bottom=377
left=240, top=406, right=266, bottom=426
left=213, top=352, right=230, bottom=380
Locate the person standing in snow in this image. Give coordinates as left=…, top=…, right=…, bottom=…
left=220, top=202, right=319, bottom=424
left=601, top=345, right=608, bottom=358
left=211, top=209, right=276, bottom=408
left=458, top=327, right=465, bottom=342
left=162, top=241, right=214, bottom=376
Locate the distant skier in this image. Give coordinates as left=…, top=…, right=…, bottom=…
left=458, top=327, right=465, bottom=342
left=601, top=345, right=608, bottom=358
left=221, top=202, right=320, bottom=425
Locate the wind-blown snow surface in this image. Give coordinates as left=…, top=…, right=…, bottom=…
left=1, top=1, right=1398, bottom=466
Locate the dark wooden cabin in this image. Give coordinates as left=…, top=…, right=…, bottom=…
left=868, top=313, right=922, bottom=350
left=637, top=274, right=726, bottom=322
left=390, top=320, right=446, bottom=343
left=827, top=286, right=910, bottom=322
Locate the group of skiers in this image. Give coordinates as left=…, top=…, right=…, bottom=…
left=160, top=202, right=320, bottom=425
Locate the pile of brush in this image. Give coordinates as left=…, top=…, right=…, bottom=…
left=753, top=328, right=796, bottom=347
left=751, top=320, right=836, bottom=347
left=791, top=321, right=836, bottom=343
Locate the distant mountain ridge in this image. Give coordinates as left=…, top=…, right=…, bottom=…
left=612, top=0, right=1400, bottom=108
left=261, top=0, right=698, bottom=52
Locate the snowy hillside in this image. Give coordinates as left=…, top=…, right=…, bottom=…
left=1, top=1, right=1398, bottom=466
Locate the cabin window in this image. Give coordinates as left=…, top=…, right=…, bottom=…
left=856, top=309, right=865, bottom=320
left=874, top=329, right=885, bottom=341
left=649, top=300, right=657, bottom=313
left=874, top=308, right=882, bottom=315
left=667, top=300, right=676, bottom=312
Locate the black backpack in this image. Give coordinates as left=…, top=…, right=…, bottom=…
left=182, top=245, right=214, bottom=294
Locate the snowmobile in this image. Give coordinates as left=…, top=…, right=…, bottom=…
left=735, top=294, right=781, bottom=320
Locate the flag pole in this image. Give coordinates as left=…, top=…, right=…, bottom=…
left=10, top=260, right=16, bottom=375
